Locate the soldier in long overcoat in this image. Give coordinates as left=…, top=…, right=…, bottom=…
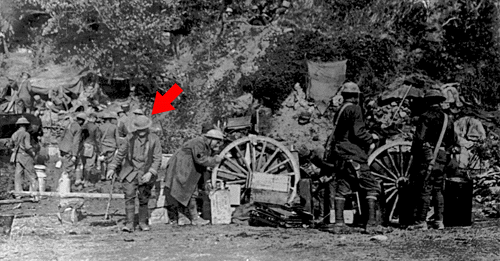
left=107, top=115, right=162, bottom=232
left=164, top=129, right=224, bottom=225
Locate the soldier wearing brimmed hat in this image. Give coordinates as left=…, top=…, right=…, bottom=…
left=98, top=112, right=119, bottom=181
left=10, top=117, right=38, bottom=196
left=407, top=89, right=459, bottom=231
left=59, top=112, right=87, bottom=183
left=324, top=82, right=381, bottom=234
left=107, top=115, right=162, bottom=232
left=164, top=129, right=224, bottom=226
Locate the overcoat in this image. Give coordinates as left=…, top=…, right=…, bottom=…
left=164, top=136, right=218, bottom=206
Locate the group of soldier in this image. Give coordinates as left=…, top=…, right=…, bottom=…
left=10, top=101, right=226, bottom=232
left=9, top=78, right=460, bottom=233
left=316, top=81, right=459, bottom=233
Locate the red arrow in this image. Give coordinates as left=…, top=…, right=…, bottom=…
left=151, top=83, right=183, bottom=115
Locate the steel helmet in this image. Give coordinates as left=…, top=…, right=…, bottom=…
left=204, top=129, right=224, bottom=140
left=15, top=117, right=30, bottom=125
left=341, top=82, right=360, bottom=94
left=424, top=89, right=446, bottom=104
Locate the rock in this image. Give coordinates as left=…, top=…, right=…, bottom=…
left=370, top=235, right=388, bottom=241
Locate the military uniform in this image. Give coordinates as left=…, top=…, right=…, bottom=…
left=325, top=82, right=380, bottom=233
left=11, top=122, right=38, bottom=192
left=108, top=116, right=162, bottom=232
left=59, top=117, right=84, bottom=178
left=410, top=101, right=458, bottom=229
left=99, top=116, right=119, bottom=179
left=81, top=120, right=101, bottom=182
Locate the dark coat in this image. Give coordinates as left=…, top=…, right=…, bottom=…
left=164, top=136, right=218, bottom=206
left=109, top=133, right=162, bottom=182
left=59, top=121, right=82, bottom=156
left=411, top=105, right=458, bottom=166
left=331, top=103, right=373, bottom=163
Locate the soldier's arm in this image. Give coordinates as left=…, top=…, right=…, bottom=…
left=148, top=136, right=163, bottom=176
left=95, top=127, right=102, bottom=155
left=412, top=115, right=428, bottom=156
left=192, top=142, right=218, bottom=168
left=108, top=137, right=129, bottom=171
left=350, top=106, right=373, bottom=146
left=23, top=132, right=34, bottom=156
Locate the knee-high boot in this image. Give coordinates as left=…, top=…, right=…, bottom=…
left=330, top=197, right=351, bottom=234
left=138, top=204, right=151, bottom=231
left=123, top=202, right=135, bottom=232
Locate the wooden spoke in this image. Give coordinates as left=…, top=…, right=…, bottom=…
left=371, top=171, right=395, bottom=182
left=260, top=147, right=280, bottom=172
left=266, top=159, right=291, bottom=173
left=386, top=151, right=400, bottom=177
left=256, top=141, right=267, bottom=170
left=399, top=145, right=405, bottom=177
left=404, top=155, right=413, bottom=178
left=234, top=144, right=252, bottom=173
left=226, top=180, right=246, bottom=185
left=385, top=189, right=397, bottom=204
left=218, top=168, right=247, bottom=179
left=374, top=159, right=398, bottom=180
left=223, top=156, right=248, bottom=175
left=389, top=195, right=399, bottom=222
left=251, top=142, right=257, bottom=171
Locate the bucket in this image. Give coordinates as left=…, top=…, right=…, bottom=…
left=58, top=172, right=71, bottom=193
left=0, top=214, right=15, bottom=236
left=160, top=154, right=172, bottom=170
left=34, top=165, right=47, bottom=192
left=444, top=177, right=473, bottom=227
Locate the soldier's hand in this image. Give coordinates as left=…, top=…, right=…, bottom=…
left=106, top=170, right=115, bottom=180
left=71, top=156, right=77, bottom=163
left=371, top=133, right=379, bottom=140
left=141, top=172, right=153, bottom=184
left=215, top=155, right=224, bottom=163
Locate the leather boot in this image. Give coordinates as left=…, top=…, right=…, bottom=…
left=364, top=197, right=386, bottom=234
left=122, top=205, right=135, bottom=232
left=330, top=198, right=351, bottom=234
left=138, top=205, right=151, bottom=231
left=189, top=199, right=209, bottom=226
left=432, top=192, right=445, bottom=230
left=177, top=206, right=191, bottom=226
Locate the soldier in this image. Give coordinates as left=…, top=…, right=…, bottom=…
left=409, top=89, right=459, bottom=230
left=59, top=112, right=86, bottom=183
left=164, top=129, right=224, bottom=226
left=10, top=117, right=38, bottom=195
left=80, top=113, right=101, bottom=186
left=327, top=82, right=380, bottom=234
left=107, top=115, right=162, bottom=232
left=98, top=112, right=119, bottom=181
left=16, top=72, right=33, bottom=113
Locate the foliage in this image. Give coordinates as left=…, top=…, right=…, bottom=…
left=19, top=0, right=221, bottom=90
left=241, top=0, right=500, bottom=110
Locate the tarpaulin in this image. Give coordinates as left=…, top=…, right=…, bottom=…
left=29, top=64, right=92, bottom=96
left=379, top=85, right=423, bottom=102
left=306, top=60, right=347, bottom=114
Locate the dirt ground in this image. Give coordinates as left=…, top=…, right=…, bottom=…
left=2, top=153, right=500, bottom=261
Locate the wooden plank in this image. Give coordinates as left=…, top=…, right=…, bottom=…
left=10, top=191, right=125, bottom=199
left=218, top=168, right=247, bottom=179
left=249, top=172, right=290, bottom=193
left=0, top=199, right=35, bottom=205
left=250, top=189, right=289, bottom=205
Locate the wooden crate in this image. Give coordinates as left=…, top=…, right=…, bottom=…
left=249, top=172, right=290, bottom=193
left=249, top=172, right=291, bottom=205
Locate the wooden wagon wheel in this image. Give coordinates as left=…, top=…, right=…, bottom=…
left=368, top=141, right=413, bottom=224
left=211, top=135, right=300, bottom=204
